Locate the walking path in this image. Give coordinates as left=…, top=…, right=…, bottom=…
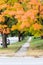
left=15, top=37, right=32, bottom=56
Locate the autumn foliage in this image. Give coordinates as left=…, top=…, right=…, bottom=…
left=0, top=0, right=43, bottom=37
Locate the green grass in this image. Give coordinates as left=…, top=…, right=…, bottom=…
left=0, top=36, right=29, bottom=53
left=30, top=37, right=43, bottom=49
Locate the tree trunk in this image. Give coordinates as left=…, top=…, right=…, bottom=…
left=41, top=36, right=43, bottom=39
left=21, top=32, right=25, bottom=40
left=18, top=31, right=21, bottom=42
left=2, top=34, right=7, bottom=48
left=22, top=35, right=24, bottom=40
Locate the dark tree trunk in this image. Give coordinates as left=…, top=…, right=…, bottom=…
left=22, top=35, right=24, bottom=40
left=41, top=36, right=43, bottom=39
left=2, top=34, right=7, bottom=48
left=18, top=31, right=21, bottom=42
left=21, top=32, right=25, bottom=40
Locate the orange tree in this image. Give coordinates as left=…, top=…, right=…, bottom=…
left=0, top=0, right=24, bottom=48
left=0, top=3, right=10, bottom=48
left=0, top=1, right=18, bottom=48
left=0, top=0, right=43, bottom=48
left=11, top=0, right=43, bottom=38
left=28, top=0, right=43, bottom=37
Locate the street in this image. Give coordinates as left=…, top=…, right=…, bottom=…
left=0, top=57, right=43, bottom=65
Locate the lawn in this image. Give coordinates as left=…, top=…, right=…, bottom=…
left=0, top=36, right=29, bottom=54
left=26, top=37, right=43, bottom=57
left=30, top=37, right=43, bottom=49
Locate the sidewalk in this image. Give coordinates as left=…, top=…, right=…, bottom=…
left=15, top=37, right=32, bottom=56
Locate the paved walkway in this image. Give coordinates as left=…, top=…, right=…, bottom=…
left=15, top=37, right=32, bottom=56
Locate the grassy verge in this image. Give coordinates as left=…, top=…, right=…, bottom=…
left=0, top=36, right=29, bottom=54
left=26, top=49, right=43, bottom=57
left=26, top=37, right=43, bottom=57
left=30, top=37, right=43, bottom=49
